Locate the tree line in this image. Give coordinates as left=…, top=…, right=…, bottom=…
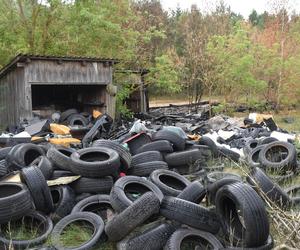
left=0, top=0, right=299, bottom=112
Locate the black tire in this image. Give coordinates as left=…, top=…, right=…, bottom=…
left=223, top=235, right=274, bottom=250
left=51, top=170, right=74, bottom=179
left=207, top=171, right=242, bottom=184
left=291, top=196, right=300, bottom=207
left=5, top=144, right=24, bottom=169
left=285, top=184, right=300, bottom=206
left=92, top=140, right=132, bottom=171
left=0, top=147, right=12, bottom=160
left=186, top=144, right=211, bottom=154
left=152, top=130, right=186, bottom=151
left=105, top=192, right=160, bottom=242
left=70, top=176, right=114, bottom=194
left=164, top=149, right=204, bottom=168
left=160, top=196, right=220, bottom=234
left=50, top=185, right=76, bottom=221
left=150, top=169, right=191, bottom=196
left=22, top=246, right=55, bottom=250
left=259, top=141, right=297, bottom=172
left=218, top=147, right=240, bottom=162
left=117, top=222, right=177, bottom=250
left=125, top=133, right=152, bottom=155
left=75, top=193, right=92, bottom=203
left=186, top=145, right=212, bottom=163
left=51, top=212, right=104, bottom=250
left=80, top=111, right=91, bottom=118
left=0, top=159, right=8, bottom=177
left=128, top=161, right=168, bottom=177
left=207, top=177, right=242, bottom=205
left=21, top=166, right=54, bottom=214
left=47, top=146, right=75, bottom=171
left=177, top=181, right=206, bottom=204
left=0, top=182, right=33, bottom=224
left=215, top=182, right=269, bottom=247
left=70, top=147, right=120, bottom=177
left=38, top=143, right=52, bottom=154
left=259, top=137, right=278, bottom=145
left=70, top=127, right=90, bottom=140
left=285, top=184, right=300, bottom=197
left=30, top=156, right=53, bottom=180
left=131, top=151, right=163, bottom=167
left=182, top=169, right=207, bottom=182
left=269, top=171, right=295, bottom=185
left=247, top=145, right=265, bottom=168
left=247, top=167, right=291, bottom=209
left=110, top=176, right=164, bottom=212
left=243, top=139, right=259, bottom=156
left=6, top=143, right=44, bottom=171
left=67, top=114, right=89, bottom=126
left=72, top=194, right=115, bottom=222
left=0, top=211, right=53, bottom=249
left=136, top=140, right=174, bottom=154
left=59, top=109, right=78, bottom=123
left=169, top=165, right=191, bottom=175
left=198, top=136, right=219, bottom=157
left=15, top=143, right=45, bottom=165
left=164, top=228, right=223, bottom=250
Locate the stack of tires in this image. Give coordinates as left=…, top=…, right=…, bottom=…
left=58, top=109, right=91, bottom=127
left=243, top=139, right=300, bottom=209
left=0, top=127, right=290, bottom=249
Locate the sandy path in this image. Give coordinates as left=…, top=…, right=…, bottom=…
left=149, top=99, right=190, bottom=107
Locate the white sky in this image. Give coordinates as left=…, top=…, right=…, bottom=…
left=160, top=0, right=300, bottom=18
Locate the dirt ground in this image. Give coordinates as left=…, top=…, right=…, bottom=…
left=149, top=99, right=189, bottom=107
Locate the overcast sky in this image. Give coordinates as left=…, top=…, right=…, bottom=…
left=160, top=0, right=300, bottom=18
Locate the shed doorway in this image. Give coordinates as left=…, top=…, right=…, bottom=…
left=31, top=84, right=107, bottom=114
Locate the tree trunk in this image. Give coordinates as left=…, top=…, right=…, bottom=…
left=275, top=10, right=286, bottom=112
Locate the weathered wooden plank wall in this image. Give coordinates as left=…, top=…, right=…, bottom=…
left=106, top=66, right=116, bottom=119
left=0, top=67, right=24, bottom=127
left=26, top=60, right=111, bottom=85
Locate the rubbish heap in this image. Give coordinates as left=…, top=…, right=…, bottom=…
left=0, top=106, right=299, bottom=250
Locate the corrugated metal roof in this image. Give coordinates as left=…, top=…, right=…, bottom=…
left=0, top=54, right=119, bottom=78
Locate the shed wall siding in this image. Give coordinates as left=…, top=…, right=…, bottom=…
left=106, top=66, right=116, bottom=119
left=26, top=60, right=111, bottom=85
left=0, top=67, right=24, bottom=127
left=24, top=65, right=33, bottom=120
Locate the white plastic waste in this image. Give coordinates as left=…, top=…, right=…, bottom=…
left=129, top=120, right=150, bottom=134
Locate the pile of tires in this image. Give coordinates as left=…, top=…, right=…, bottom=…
left=58, top=109, right=91, bottom=127
left=0, top=126, right=294, bottom=249
left=242, top=139, right=300, bottom=209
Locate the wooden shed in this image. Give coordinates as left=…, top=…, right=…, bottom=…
left=0, top=54, right=118, bottom=128
left=115, top=69, right=149, bottom=114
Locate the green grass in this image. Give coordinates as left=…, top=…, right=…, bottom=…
left=274, top=111, right=300, bottom=133
left=2, top=220, right=40, bottom=241
left=59, top=221, right=95, bottom=248
left=2, top=219, right=116, bottom=250
left=52, top=221, right=116, bottom=250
